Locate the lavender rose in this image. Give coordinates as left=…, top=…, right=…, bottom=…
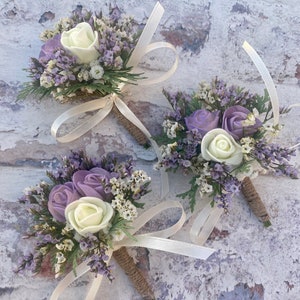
left=185, top=109, right=220, bottom=137
left=39, top=34, right=61, bottom=59
left=222, top=105, right=262, bottom=140
left=48, top=182, right=81, bottom=222
left=72, top=167, right=117, bottom=201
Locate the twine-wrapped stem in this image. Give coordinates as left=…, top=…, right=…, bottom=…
left=241, top=176, right=271, bottom=227
left=112, top=103, right=149, bottom=147
left=112, top=247, right=155, bottom=300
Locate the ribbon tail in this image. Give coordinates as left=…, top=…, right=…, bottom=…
left=114, top=97, right=169, bottom=198
left=190, top=201, right=224, bottom=245
left=50, top=252, right=113, bottom=300
left=138, top=41, right=179, bottom=86
left=130, top=201, right=186, bottom=238
left=287, top=103, right=300, bottom=110
left=51, top=96, right=114, bottom=143
left=127, top=2, right=165, bottom=68
left=84, top=249, right=113, bottom=300
left=242, top=41, right=280, bottom=126
left=115, top=236, right=215, bottom=260
left=84, top=276, right=104, bottom=300
left=114, top=200, right=216, bottom=260
left=289, top=142, right=300, bottom=149
left=50, top=261, right=91, bottom=300
left=113, top=97, right=150, bottom=140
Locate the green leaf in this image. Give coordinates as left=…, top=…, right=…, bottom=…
left=17, top=65, right=143, bottom=101
left=152, top=133, right=176, bottom=146
left=109, top=214, right=137, bottom=241
left=177, top=176, right=199, bottom=211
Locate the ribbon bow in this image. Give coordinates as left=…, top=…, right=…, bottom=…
left=51, top=2, right=178, bottom=145
left=50, top=201, right=215, bottom=300
left=51, top=2, right=178, bottom=198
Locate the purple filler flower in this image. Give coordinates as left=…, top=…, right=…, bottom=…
left=72, top=167, right=117, bottom=201
left=48, top=182, right=80, bottom=222
left=39, top=34, right=62, bottom=60
left=222, top=105, right=262, bottom=140
left=185, top=109, right=220, bottom=137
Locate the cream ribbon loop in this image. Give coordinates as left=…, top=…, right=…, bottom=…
left=51, top=95, right=114, bottom=143
left=137, top=42, right=179, bottom=86
left=126, top=2, right=165, bottom=68
left=190, top=201, right=223, bottom=245
left=50, top=200, right=215, bottom=300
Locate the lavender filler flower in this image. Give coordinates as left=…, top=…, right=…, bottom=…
left=16, top=151, right=151, bottom=280
left=155, top=78, right=298, bottom=215
left=19, top=6, right=142, bottom=102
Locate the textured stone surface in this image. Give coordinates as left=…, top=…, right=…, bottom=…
left=1, top=1, right=300, bottom=299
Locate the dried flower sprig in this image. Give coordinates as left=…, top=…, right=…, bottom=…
left=16, top=150, right=151, bottom=280
left=19, top=6, right=142, bottom=102
left=155, top=78, right=298, bottom=225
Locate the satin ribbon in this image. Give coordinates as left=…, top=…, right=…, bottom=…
left=189, top=201, right=224, bottom=245
left=188, top=41, right=281, bottom=245
left=242, top=42, right=300, bottom=148
left=50, top=201, right=215, bottom=300
left=242, top=41, right=280, bottom=126
left=51, top=2, right=178, bottom=143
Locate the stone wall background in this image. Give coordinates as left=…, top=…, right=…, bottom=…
left=1, top=0, right=300, bottom=299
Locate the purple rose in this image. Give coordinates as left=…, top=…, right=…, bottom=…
left=48, top=182, right=80, bottom=222
left=185, top=109, right=220, bottom=137
left=39, top=34, right=61, bottom=59
left=222, top=105, right=262, bottom=140
left=72, top=167, right=117, bottom=201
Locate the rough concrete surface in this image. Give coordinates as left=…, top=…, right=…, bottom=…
left=1, top=0, right=300, bottom=299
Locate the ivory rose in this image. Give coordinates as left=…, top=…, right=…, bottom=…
left=65, top=197, right=114, bottom=236
left=201, top=128, right=243, bottom=166
left=61, top=22, right=99, bottom=64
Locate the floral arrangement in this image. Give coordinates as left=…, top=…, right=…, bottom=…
left=16, top=150, right=151, bottom=280
left=155, top=78, right=298, bottom=225
left=19, top=6, right=142, bottom=102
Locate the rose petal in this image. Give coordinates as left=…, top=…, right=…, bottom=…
left=65, top=197, right=114, bottom=236
left=72, top=169, right=115, bottom=200
left=71, top=24, right=94, bottom=47
left=75, top=203, right=100, bottom=222
left=222, top=105, right=262, bottom=140
left=48, top=182, right=80, bottom=222
left=61, top=22, right=99, bottom=64
left=79, top=211, right=103, bottom=228
left=201, top=128, right=243, bottom=166
left=210, top=134, right=235, bottom=158
left=185, top=109, right=220, bottom=136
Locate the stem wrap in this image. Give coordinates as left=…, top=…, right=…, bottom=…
left=113, top=247, right=155, bottom=300
left=241, top=176, right=271, bottom=227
